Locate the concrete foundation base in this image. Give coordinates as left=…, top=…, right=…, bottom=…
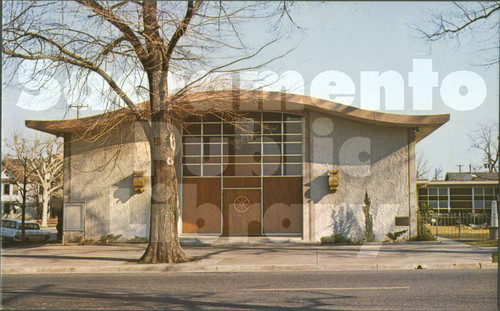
left=488, top=227, right=498, bottom=240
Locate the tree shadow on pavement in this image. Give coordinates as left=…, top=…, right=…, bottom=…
left=1, top=283, right=354, bottom=310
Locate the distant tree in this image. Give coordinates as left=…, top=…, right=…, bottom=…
left=30, top=137, right=63, bottom=227
left=416, top=152, right=430, bottom=179
left=417, top=2, right=500, bottom=65
left=431, top=167, right=443, bottom=181
left=3, top=135, right=39, bottom=241
left=469, top=121, right=499, bottom=172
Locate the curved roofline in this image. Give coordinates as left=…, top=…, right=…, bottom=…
left=26, top=89, right=449, bottom=142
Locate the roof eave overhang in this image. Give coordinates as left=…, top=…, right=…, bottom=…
left=25, top=90, right=450, bottom=142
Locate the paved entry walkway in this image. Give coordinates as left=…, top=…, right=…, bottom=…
left=1, top=238, right=497, bottom=274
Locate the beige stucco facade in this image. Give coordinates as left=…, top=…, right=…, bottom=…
left=27, top=90, right=446, bottom=243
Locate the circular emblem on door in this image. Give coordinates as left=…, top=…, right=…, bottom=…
left=233, top=196, right=251, bottom=213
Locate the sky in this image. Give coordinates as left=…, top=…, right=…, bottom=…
left=2, top=1, right=499, bottom=177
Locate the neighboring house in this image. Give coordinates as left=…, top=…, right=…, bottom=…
left=417, top=172, right=499, bottom=214
left=1, top=168, right=21, bottom=217
left=26, top=90, right=449, bottom=242
left=1, top=159, right=38, bottom=219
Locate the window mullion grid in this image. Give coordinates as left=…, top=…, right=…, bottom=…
left=200, top=118, right=204, bottom=177
left=281, top=113, right=284, bottom=176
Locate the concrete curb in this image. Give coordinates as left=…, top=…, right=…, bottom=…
left=2, top=262, right=497, bottom=274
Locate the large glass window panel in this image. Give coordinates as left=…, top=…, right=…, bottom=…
left=284, top=164, right=302, bottom=176
left=185, top=115, right=202, bottom=122
left=183, top=165, right=201, bottom=176
left=474, top=200, right=485, bottom=209
left=284, top=122, right=302, bottom=133
left=284, top=155, right=302, bottom=163
left=203, top=143, right=222, bottom=156
left=284, top=134, right=302, bottom=142
left=203, top=164, right=221, bottom=176
left=263, top=164, right=281, bottom=176
left=284, top=143, right=302, bottom=154
left=203, top=114, right=222, bottom=122
left=223, top=164, right=261, bottom=176
left=183, top=144, right=201, bottom=156
left=259, top=135, right=281, bottom=143
left=428, top=188, right=438, bottom=201
left=183, top=123, right=201, bottom=135
left=203, top=136, right=223, bottom=143
left=263, top=112, right=282, bottom=121
left=262, top=122, right=281, bottom=134
left=283, top=113, right=301, bottom=121
left=203, top=156, right=221, bottom=164
left=263, top=155, right=281, bottom=164
left=183, top=136, right=201, bottom=144
left=263, top=143, right=281, bottom=155
left=182, top=112, right=303, bottom=178
left=203, top=123, right=221, bottom=135
left=182, top=156, right=201, bottom=164
left=228, top=141, right=261, bottom=155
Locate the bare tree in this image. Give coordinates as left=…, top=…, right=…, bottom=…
left=3, top=1, right=296, bottom=263
left=431, top=167, right=443, bottom=181
left=417, top=2, right=500, bottom=65
left=3, top=135, right=40, bottom=241
left=416, top=152, right=430, bottom=179
left=29, top=137, right=63, bottom=227
left=469, top=121, right=499, bottom=172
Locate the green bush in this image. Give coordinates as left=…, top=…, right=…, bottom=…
left=69, top=235, right=83, bottom=244
left=387, top=229, right=408, bottom=242
left=98, top=234, right=123, bottom=243
left=125, top=236, right=148, bottom=243
left=418, top=202, right=435, bottom=214
left=363, top=192, right=375, bottom=242
left=320, top=233, right=352, bottom=244
left=410, top=222, right=436, bottom=241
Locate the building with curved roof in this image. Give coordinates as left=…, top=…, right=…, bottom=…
left=26, top=90, right=449, bottom=242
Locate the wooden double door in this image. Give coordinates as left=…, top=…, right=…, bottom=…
left=182, top=177, right=302, bottom=236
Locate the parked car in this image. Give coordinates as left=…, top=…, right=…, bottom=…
left=1, top=219, right=51, bottom=242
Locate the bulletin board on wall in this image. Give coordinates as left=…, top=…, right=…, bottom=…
left=63, top=203, right=85, bottom=231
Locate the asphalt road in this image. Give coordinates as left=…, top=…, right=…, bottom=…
left=1, top=270, right=497, bottom=310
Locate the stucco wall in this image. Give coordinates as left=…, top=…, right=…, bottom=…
left=64, top=122, right=183, bottom=240
left=63, top=111, right=413, bottom=242
left=306, top=111, right=411, bottom=242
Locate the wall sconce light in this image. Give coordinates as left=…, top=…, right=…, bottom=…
left=133, top=170, right=146, bottom=192
left=328, top=169, right=339, bottom=191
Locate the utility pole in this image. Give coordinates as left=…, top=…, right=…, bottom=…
left=68, top=104, right=89, bottom=119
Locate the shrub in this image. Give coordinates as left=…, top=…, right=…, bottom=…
left=98, top=234, right=123, bottom=243
left=410, top=222, right=436, bottom=241
left=363, top=192, right=375, bottom=242
left=125, top=236, right=148, bottom=243
left=320, top=233, right=352, bottom=244
left=418, top=202, right=435, bottom=214
left=387, top=229, right=408, bottom=242
left=69, top=235, right=83, bottom=244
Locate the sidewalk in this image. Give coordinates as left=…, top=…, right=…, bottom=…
left=1, top=238, right=497, bottom=274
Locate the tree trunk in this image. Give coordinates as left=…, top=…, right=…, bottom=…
left=139, top=115, right=188, bottom=263
left=41, top=191, right=49, bottom=227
